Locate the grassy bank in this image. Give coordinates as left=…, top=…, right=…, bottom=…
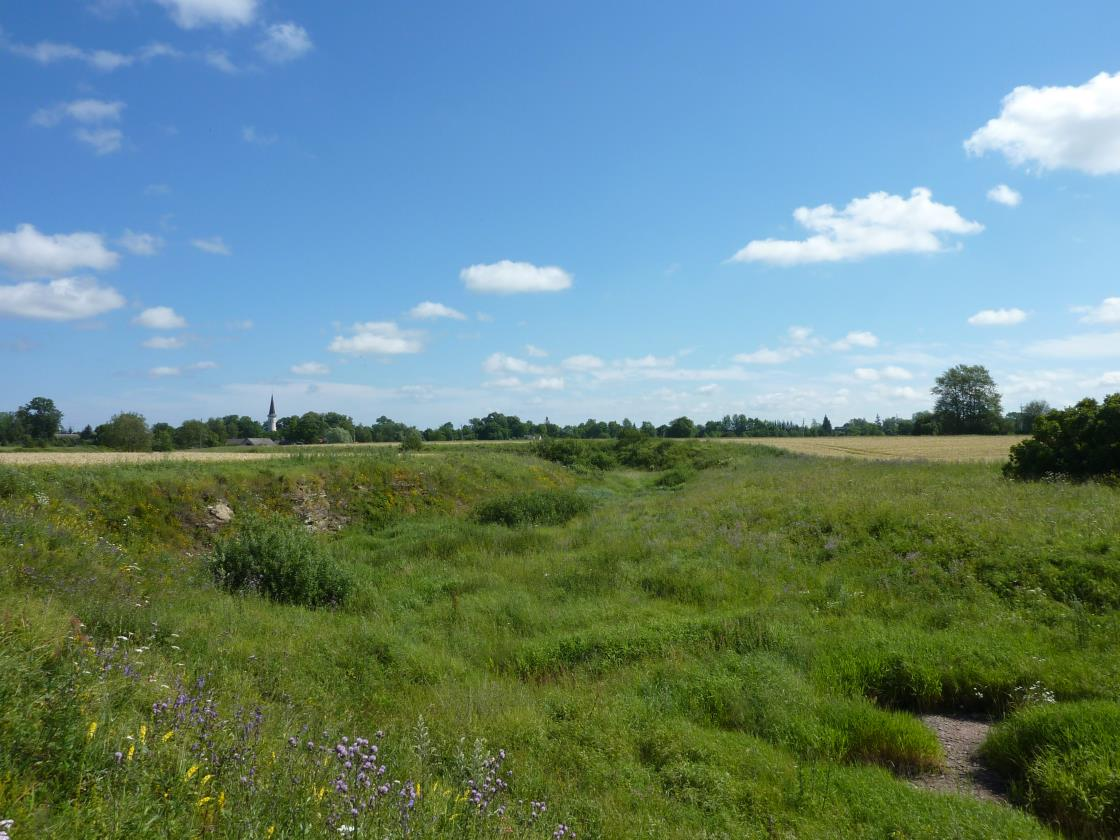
left=1, top=443, right=1117, bottom=837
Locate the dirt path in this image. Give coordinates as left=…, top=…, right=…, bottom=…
left=911, top=715, right=1008, bottom=804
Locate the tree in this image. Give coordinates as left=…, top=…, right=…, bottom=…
left=911, top=411, right=940, bottom=436
left=96, top=412, right=152, bottom=451
left=932, top=364, right=1004, bottom=434
left=151, top=422, right=176, bottom=451
left=16, top=397, right=63, bottom=441
left=1009, top=399, right=1052, bottom=435
left=1005, top=394, right=1120, bottom=480
left=821, top=415, right=833, bottom=436
left=400, top=429, right=424, bottom=452
left=323, top=426, right=353, bottom=444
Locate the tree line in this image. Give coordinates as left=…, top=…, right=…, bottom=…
left=0, top=364, right=1055, bottom=451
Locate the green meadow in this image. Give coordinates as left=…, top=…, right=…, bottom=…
left=1, top=442, right=1118, bottom=838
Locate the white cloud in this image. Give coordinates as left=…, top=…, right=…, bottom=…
left=697, top=383, right=719, bottom=394
left=831, top=330, right=879, bottom=350
left=203, top=50, right=238, bottom=73
left=484, top=375, right=565, bottom=391
left=241, top=125, right=277, bottom=145
left=482, top=352, right=544, bottom=374
left=3, top=33, right=182, bottom=71
left=226, top=319, right=254, bottom=330
left=461, top=260, right=572, bottom=294
left=150, top=366, right=180, bottom=377
left=1028, top=332, right=1120, bottom=359
left=192, top=236, right=231, bottom=255
left=562, top=354, right=605, bottom=371
left=987, top=184, right=1022, bottom=207
left=256, top=22, right=312, bottom=63
left=524, top=344, right=548, bottom=357
left=409, top=301, right=466, bottom=320
left=328, top=321, right=423, bottom=355
left=534, top=377, right=565, bottom=390
left=853, top=365, right=912, bottom=382
left=31, top=98, right=124, bottom=127
left=968, top=307, right=1027, bottom=326
left=134, top=306, right=187, bottom=329
left=75, top=127, right=124, bottom=155
left=1074, top=297, right=1120, bottom=324
left=0, top=224, right=119, bottom=278
left=291, top=361, right=330, bottom=376
left=965, top=72, right=1120, bottom=175
left=730, top=188, right=982, bottom=265
left=1081, top=371, right=1120, bottom=388
left=0, top=277, right=125, bottom=320
left=156, top=0, right=258, bottom=29
left=118, top=229, right=164, bottom=256
left=622, top=354, right=676, bottom=368
left=733, top=346, right=804, bottom=365
left=190, top=360, right=218, bottom=370
left=143, top=335, right=185, bottom=349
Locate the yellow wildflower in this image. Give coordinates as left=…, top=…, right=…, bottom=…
left=218, top=791, right=226, bottom=809
left=127, top=744, right=135, bottom=762
left=185, top=764, right=199, bottom=780
left=267, top=828, right=275, bottom=838
left=162, top=730, right=174, bottom=742
left=315, top=786, right=325, bottom=802
left=200, top=774, right=213, bottom=786
left=139, top=725, right=147, bottom=743
left=197, top=796, right=212, bottom=807
left=86, top=721, right=98, bottom=740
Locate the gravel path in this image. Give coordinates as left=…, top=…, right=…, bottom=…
left=911, top=714, right=1008, bottom=803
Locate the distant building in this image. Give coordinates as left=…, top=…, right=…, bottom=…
left=225, top=437, right=279, bottom=447
left=267, top=395, right=277, bottom=433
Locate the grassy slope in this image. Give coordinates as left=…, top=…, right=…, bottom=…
left=1, top=445, right=1117, bottom=837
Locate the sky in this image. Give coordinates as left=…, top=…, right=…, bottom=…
left=3, top=1, right=1120, bottom=429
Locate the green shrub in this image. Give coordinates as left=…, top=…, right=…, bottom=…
left=1005, top=394, right=1120, bottom=481
left=475, top=488, right=592, bottom=527
left=532, top=438, right=616, bottom=470
left=981, top=700, right=1120, bottom=837
left=207, top=513, right=351, bottom=607
left=400, top=430, right=424, bottom=452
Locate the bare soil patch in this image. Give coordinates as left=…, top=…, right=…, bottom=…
left=912, top=714, right=1008, bottom=804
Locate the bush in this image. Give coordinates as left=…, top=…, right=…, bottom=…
left=1005, top=394, right=1120, bottom=481
left=981, top=700, right=1120, bottom=837
left=207, top=513, right=351, bottom=607
left=400, top=430, right=424, bottom=452
left=532, top=438, right=616, bottom=470
left=475, top=488, right=592, bottom=527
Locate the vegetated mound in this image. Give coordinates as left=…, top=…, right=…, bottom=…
left=532, top=434, right=746, bottom=475
left=475, top=488, right=591, bottom=527
left=981, top=700, right=1120, bottom=837
left=1005, top=394, right=1120, bottom=481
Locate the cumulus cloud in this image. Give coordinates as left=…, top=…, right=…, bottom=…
left=524, top=344, right=548, bottom=357
left=31, top=98, right=126, bottom=154
left=461, top=260, right=572, bottom=294
left=482, top=353, right=544, bottom=374
left=150, top=366, right=180, bottom=377
left=134, top=306, right=187, bottom=329
left=2, top=32, right=182, bottom=71
left=118, top=230, right=164, bottom=256
left=965, top=72, right=1120, bottom=175
left=968, top=307, right=1027, bottom=326
left=192, top=236, right=231, bottom=255
left=484, top=375, right=565, bottom=391
left=562, top=354, right=605, bottom=371
left=730, top=188, right=982, bottom=266
left=0, top=224, right=119, bottom=278
left=0, top=277, right=125, bottom=320
left=987, top=184, right=1022, bottom=207
left=143, top=335, right=185, bottom=349
left=328, top=321, right=423, bottom=355
left=831, top=331, right=879, bottom=350
left=155, top=0, right=258, bottom=29
left=853, top=366, right=912, bottom=382
left=190, top=360, right=218, bottom=370
left=409, top=301, right=466, bottom=320
left=256, top=22, right=312, bottom=63
left=1074, top=297, right=1120, bottom=325
left=291, top=361, right=330, bottom=376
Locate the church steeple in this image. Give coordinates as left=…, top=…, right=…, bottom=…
left=267, top=395, right=277, bottom=433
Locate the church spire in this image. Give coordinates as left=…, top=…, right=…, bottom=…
left=267, top=395, right=277, bottom=432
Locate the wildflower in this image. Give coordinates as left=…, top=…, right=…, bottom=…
left=266, top=828, right=275, bottom=838
left=86, top=721, right=98, bottom=740
left=0, top=819, right=13, bottom=840
left=140, top=724, right=148, bottom=743
left=162, top=730, right=175, bottom=742
left=201, top=774, right=213, bottom=786
left=218, top=791, right=226, bottom=808
left=185, top=764, right=199, bottom=780
left=197, top=796, right=213, bottom=807
left=114, top=751, right=123, bottom=763
left=127, top=744, right=135, bottom=761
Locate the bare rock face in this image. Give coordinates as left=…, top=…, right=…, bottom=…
left=207, top=501, right=234, bottom=526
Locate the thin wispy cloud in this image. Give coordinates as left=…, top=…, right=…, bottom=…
left=192, top=236, right=231, bottom=255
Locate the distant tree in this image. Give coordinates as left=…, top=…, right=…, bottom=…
left=323, top=426, right=353, bottom=444
left=1005, top=394, right=1120, bottom=480
left=16, top=397, right=63, bottom=441
left=96, top=412, right=152, bottom=451
left=932, top=364, right=1004, bottom=434
left=639, top=421, right=657, bottom=437
left=151, top=422, right=176, bottom=452
left=821, top=415, right=833, bottom=436
left=79, top=424, right=94, bottom=441
left=175, top=419, right=217, bottom=448
left=294, top=412, right=327, bottom=444
left=353, top=425, right=373, bottom=443
left=0, top=412, right=23, bottom=445
left=400, top=429, right=424, bottom=452
left=1009, top=399, right=1053, bottom=435
left=665, top=416, right=697, bottom=438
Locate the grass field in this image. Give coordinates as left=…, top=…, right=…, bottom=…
left=0, top=434, right=1026, bottom=466
left=1, top=442, right=1117, bottom=838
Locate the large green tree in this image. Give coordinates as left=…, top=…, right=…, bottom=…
left=932, top=364, right=1004, bottom=434
left=16, top=397, right=63, bottom=441
left=96, top=412, right=153, bottom=451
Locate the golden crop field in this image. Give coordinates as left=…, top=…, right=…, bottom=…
left=726, top=434, right=1027, bottom=462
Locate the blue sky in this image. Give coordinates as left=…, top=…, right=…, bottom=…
left=4, top=1, right=1120, bottom=429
